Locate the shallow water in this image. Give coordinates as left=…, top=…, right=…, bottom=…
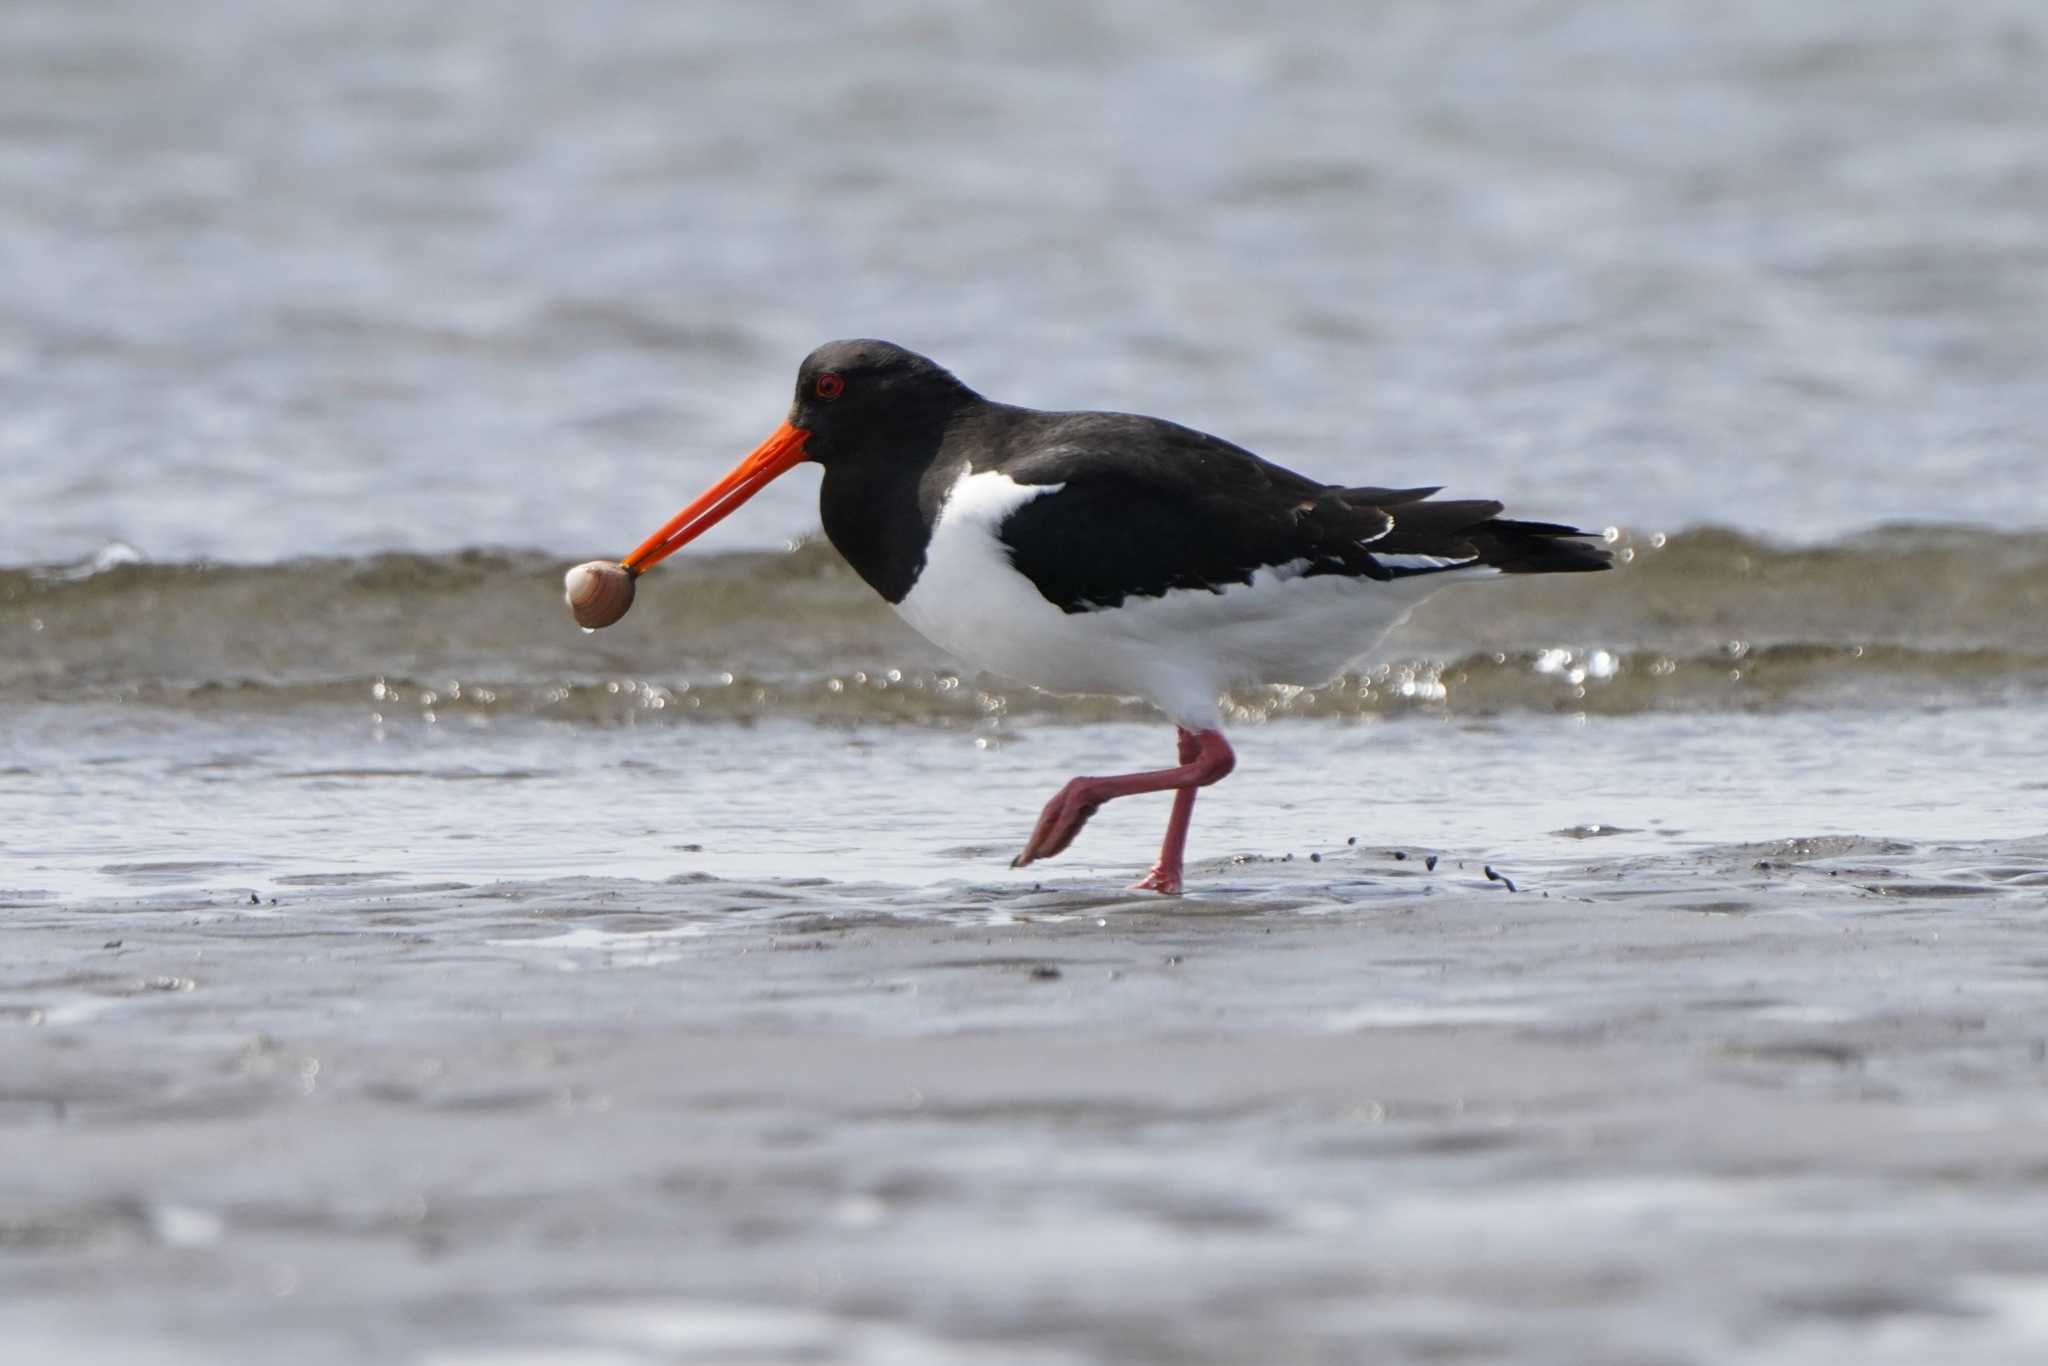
left=5, top=703, right=2047, bottom=902
left=7, top=1, right=2048, bottom=1362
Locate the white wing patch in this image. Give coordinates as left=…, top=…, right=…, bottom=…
left=1375, top=553, right=1479, bottom=571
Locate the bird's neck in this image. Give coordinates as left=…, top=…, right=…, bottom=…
left=817, top=439, right=965, bottom=606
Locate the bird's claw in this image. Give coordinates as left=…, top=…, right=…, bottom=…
left=1012, top=782, right=1103, bottom=867
left=1128, top=865, right=1183, bottom=896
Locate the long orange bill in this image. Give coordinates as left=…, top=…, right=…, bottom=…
left=620, top=421, right=810, bottom=575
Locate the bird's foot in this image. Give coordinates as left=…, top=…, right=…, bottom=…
left=1011, top=778, right=1104, bottom=868
left=1128, top=863, right=1184, bottom=896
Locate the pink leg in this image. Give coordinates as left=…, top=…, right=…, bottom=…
left=1129, top=729, right=1206, bottom=895
left=1012, top=727, right=1236, bottom=894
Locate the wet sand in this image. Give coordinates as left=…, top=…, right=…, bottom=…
left=7, top=833, right=2048, bottom=1364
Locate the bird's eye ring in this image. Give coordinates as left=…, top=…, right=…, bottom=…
left=814, top=372, right=845, bottom=400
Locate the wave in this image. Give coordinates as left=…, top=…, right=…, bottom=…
left=5, top=525, right=2045, bottom=723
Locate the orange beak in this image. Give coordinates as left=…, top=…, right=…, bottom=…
left=620, top=421, right=811, bottom=574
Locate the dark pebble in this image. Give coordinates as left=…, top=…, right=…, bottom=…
left=1425, top=855, right=1439, bottom=871
left=1028, top=965, right=1062, bottom=981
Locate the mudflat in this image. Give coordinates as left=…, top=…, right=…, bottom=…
left=7, top=829, right=2047, bottom=1364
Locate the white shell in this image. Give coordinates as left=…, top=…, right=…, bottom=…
left=564, top=561, right=636, bottom=629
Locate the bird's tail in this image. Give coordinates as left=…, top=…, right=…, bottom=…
left=1467, top=517, right=1614, bottom=574
left=1344, top=489, right=1614, bottom=577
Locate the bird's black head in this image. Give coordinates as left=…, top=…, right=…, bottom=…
left=788, top=339, right=979, bottom=464
left=616, top=339, right=980, bottom=578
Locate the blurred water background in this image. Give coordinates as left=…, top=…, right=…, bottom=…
left=5, top=0, right=2044, bottom=565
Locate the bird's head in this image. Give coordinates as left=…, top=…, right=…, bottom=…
left=621, top=339, right=972, bottom=575
left=787, top=339, right=974, bottom=460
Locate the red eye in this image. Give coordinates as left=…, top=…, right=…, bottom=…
left=814, top=372, right=845, bottom=400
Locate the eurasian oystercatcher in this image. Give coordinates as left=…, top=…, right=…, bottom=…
left=617, top=340, right=1610, bottom=894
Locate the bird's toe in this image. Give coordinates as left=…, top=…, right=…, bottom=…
left=1129, top=866, right=1184, bottom=895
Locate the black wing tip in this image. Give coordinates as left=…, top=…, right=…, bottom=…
left=1353, top=490, right=1612, bottom=574
left=1479, top=518, right=1614, bottom=574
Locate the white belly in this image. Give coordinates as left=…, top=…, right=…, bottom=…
left=894, top=469, right=1481, bottom=729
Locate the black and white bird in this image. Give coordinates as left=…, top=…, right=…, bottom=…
left=618, top=340, right=1610, bottom=894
